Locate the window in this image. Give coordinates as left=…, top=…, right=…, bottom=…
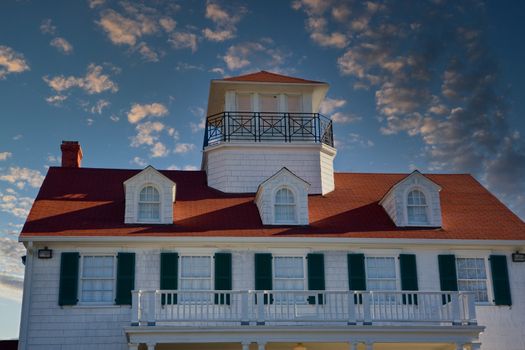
left=180, top=256, right=212, bottom=302
left=274, top=188, right=296, bottom=224
left=456, top=257, right=489, bottom=302
left=407, top=189, right=429, bottom=225
left=236, top=93, right=252, bottom=111
left=80, top=255, right=115, bottom=303
left=366, top=257, right=397, bottom=291
left=274, top=256, right=305, bottom=303
left=138, top=186, right=160, bottom=222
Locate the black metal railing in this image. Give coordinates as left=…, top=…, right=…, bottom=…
left=203, top=112, right=334, bottom=148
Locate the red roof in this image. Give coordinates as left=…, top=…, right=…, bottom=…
left=221, top=71, right=326, bottom=84
left=20, top=167, right=525, bottom=240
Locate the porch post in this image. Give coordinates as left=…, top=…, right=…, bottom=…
left=146, top=342, right=157, bottom=350
left=364, top=342, right=373, bottom=350
left=241, top=341, right=251, bottom=350
left=128, top=344, right=139, bottom=350
left=257, top=341, right=267, bottom=350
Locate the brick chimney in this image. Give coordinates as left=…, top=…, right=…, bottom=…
left=60, top=141, right=83, bottom=168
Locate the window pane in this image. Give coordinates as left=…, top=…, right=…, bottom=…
left=456, top=258, right=488, bottom=302
left=140, top=186, right=159, bottom=201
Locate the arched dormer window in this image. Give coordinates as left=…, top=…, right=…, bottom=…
left=138, top=185, right=160, bottom=222
left=407, top=189, right=428, bottom=225
left=274, top=187, right=296, bottom=224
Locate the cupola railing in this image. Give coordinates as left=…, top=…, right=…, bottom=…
left=203, top=112, right=334, bottom=148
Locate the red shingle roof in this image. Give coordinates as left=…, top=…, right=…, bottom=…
left=20, top=167, right=525, bottom=240
left=221, top=71, right=326, bottom=84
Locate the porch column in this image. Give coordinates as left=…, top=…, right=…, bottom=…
left=242, top=342, right=251, bottom=350
left=146, top=342, right=157, bottom=350
left=364, top=342, right=373, bottom=350
left=128, top=344, right=139, bottom=350
left=257, top=342, right=267, bottom=350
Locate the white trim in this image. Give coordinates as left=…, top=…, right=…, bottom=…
left=18, top=242, right=33, bottom=350
left=19, top=235, right=525, bottom=249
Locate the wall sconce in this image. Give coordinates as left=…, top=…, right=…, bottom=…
left=512, top=251, right=525, bottom=262
left=38, top=247, right=53, bottom=259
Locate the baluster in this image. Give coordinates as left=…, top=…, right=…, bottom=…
left=363, top=293, right=371, bottom=324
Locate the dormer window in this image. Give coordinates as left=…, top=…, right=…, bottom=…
left=274, top=187, right=296, bottom=224
left=138, top=185, right=160, bottom=222
left=407, top=189, right=429, bottom=225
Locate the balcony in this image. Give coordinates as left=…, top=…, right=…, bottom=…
left=203, top=112, right=334, bottom=148
left=130, top=290, right=477, bottom=327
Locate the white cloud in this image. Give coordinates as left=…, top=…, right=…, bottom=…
left=169, top=32, right=198, bottom=52
left=131, top=156, right=147, bottom=167
left=0, top=167, right=44, bottom=189
left=110, top=115, right=120, bottom=122
left=12, top=134, right=22, bottom=141
left=210, top=67, right=224, bottom=75
left=0, top=46, right=30, bottom=79
left=0, top=152, right=12, bottom=161
left=40, top=19, right=57, bottom=35
left=183, top=165, right=199, bottom=170
left=131, top=121, right=165, bottom=146
left=174, top=143, right=195, bottom=154
left=159, top=17, right=176, bottom=32
left=43, top=63, right=118, bottom=101
left=91, top=99, right=110, bottom=114
left=150, top=142, right=169, bottom=158
left=0, top=237, right=25, bottom=301
left=202, top=2, right=246, bottom=42
left=127, top=103, right=168, bottom=124
left=310, top=31, right=348, bottom=48
left=98, top=9, right=158, bottom=46
left=86, top=118, right=94, bottom=126
left=45, top=94, right=68, bottom=105
left=50, top=37, right=74, bottom=54
left=88, top=0, right=105, bottom=8
left=0, top=189, right=34, bottom=218
left=347, top=132, right=374, bottom=148
left=46, top=154, right=59, bottom=164
left=319, top=97, right=346, bottom=114
left=135, top=42, right=160, bottom=62
left=222, top=41, right=289, bottom=71
left=331, top=112, right=361, bottom=124
left=175, top=62, right=204, bottom=71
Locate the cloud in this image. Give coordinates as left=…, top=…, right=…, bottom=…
left=202, top=2, right=246, bottom=42
left=347, top=132, right=375, bottom=148
left=0, top=46, right=30, bottom=79
left=331, top=112, right=361, bottom=124
left=135, top=42, right=160, bottom=62
left=159, top=17, right=176, bottom=32
left=44, top=63, right=118, bottom=102
left=0, top=152, right=12, bottom=161
left=127, top=102, right=168, bottom=124
left=91, top=99, right=110, bottom=114
left=174, top=143, right=195, bottom=154
left=50, top=37, right=74, bottom=54
left=129, top=121, right=172, bottom=158
left=222, top=40, right=290, bottom=71
left=88, top=0, right=105, bottom=8
left=151, top=142, right=169, bottom=157
left=310, top=31, right=348, bottom=48
left=0, top=189, right=34, bottom=218
left=40, top=19, right=57, bottom=35
left=98, top=8, right=158, bottom=46
left=183, top=165, right=199, bottom=170
left=319, top=97, right=346, bottom=115
left=169, top=32, right=198, bottom=52
left=0, top=167, right=44, bottom=189
left=131, top=156, right=147, bottom=167
left=0, top=237, right=25, bottom=301
left=175, top=62, right=204, bottom=71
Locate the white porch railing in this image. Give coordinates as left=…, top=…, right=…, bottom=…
left=131, top=290, right=477, bottom=327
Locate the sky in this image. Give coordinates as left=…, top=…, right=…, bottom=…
left=0, top=0, right=524, bottom=340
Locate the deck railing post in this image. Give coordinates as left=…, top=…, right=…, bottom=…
left=348, top=292, right=356, bottom=325
left=451, top=293, right=461, bottom=325
left=362, top=292, right=371, bottom=325
left=131, top=290, right=139, bottom=326
left=147, top=291, right=157, bottom=326
left=241, top=291, right=250, bottom=325
left=257, top=291, right=266, bottom=325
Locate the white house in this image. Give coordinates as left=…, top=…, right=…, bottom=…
left=18, top=71, right=525, bottom=350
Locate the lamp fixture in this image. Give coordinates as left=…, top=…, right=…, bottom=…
left=293, top=343, right=307, bottom=350
left=37, top=247, right=53, bottom=259
left=512, top=251, right=525, bottom=262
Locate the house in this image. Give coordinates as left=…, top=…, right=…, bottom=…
left=18, top=71, right=525, bottom=350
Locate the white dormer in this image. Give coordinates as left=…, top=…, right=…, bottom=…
left=124, top=166, right=176, bottom=224
left=379, top=170, right=442, bottom=227
left=255, top=167, right=310, bottom=226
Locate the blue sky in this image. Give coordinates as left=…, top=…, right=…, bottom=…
left=0, top=0, right=524, bottom=339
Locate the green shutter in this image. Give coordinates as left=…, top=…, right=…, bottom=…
left=438, top=255, right=458, bottom=291
left=58, top=252, right=79, bottom=306
left=400, top=254, right=418, bottom=290
left=214, top=252, right=232, bottom=305
left=347, top=254, right=366, bottom=290
left=115, top=252, right=135, bottom=305
left=254, top=253, right=272, bottom=304
left=160, top=252, right=178, bottom=305
left=400, top=254, right=418, bottom=305
left=307, top=253, right=325, bottom=304
left=490, top=255, right=512, bottom=306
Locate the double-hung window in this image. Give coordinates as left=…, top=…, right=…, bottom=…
left=407, top=189, right=429, bottom=225
left=274, top=256, right=305, bottom=303
left=274, top=188, right=297, bottom=224
left=365, top=256, right=397, bottom=302
left=456, top=257, right=489, bottom=302
left=138, top=185, right=160, bottom=222
left=180, top=256, right=212, bottom=302
left=80, top=255, right=115, bottom=303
